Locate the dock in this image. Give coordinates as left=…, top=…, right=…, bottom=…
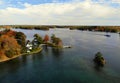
left=63, top=46, right=72, bottom=48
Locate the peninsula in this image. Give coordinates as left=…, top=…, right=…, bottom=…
left=0, top=27, right=63, bottom=62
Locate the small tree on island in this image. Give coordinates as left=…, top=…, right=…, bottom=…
left=43, top=34, right=49, bottom=43
left=93, top=52, right=106, bottom=66
left=51, top=34, right=63, bottom=47
left=51, top=34, right=56, bottom=43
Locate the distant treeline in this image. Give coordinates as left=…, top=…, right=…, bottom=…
left=13, top=25, right=50, bottom=31
left=0, top=25, right=120, bottom=33
left=71, top=26, right=120, bottom=33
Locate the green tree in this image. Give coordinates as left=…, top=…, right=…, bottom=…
left=94, top=52, right=105, bottom=66
left=32, top=34, right=43, bottom=47
left=15, top=32, right=26, bottom=53
left=51, top=34, right=63, bottom=47
left=51, top=34, right=57, bottom=44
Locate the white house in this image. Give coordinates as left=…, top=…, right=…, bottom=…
left=26, top=42, right=33, bottom=53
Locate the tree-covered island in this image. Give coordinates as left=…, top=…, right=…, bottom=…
left=93, top=52, right=106, bottom=66
left=0, top=28, right=63, bottom=62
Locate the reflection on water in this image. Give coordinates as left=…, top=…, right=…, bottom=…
left=94, top=63, right=104, bottom=72
left=0, top=58, right=22, bottom=78
left=20, top=55, right=27, bottom=65
left=43, top=45, right=49, bottom=54
left=52, top=48, right=63, bottom=58
left=31, top=52, right=44, bottom=62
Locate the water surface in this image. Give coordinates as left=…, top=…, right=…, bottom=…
left=0, top=28, right=120, bottom=83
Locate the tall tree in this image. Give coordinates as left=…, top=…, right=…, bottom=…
left=44, top=34, right=49, bottom=43
left=15, top=32, right=26, bottom=53
left=32, top=34, right=43, bottom=47
left=51, top=34, right=56, bottom=43
left=0, top=35, right=21, bottom=58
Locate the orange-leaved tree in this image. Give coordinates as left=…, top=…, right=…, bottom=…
left=0, top=35, right=21, bottom=58
left=44, top=34, right=49, bottom=43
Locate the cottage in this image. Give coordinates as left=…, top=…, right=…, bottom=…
left=26, top=40, right=33, bottom=53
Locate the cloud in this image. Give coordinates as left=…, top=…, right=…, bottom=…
left=0, top=1, right=119, bottom=25
left=0, top=0, right=3, bottom=5
left=111, top=0, right=120, bottom=3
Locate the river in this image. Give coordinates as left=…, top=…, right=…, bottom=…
left=0, top=28, right=120, bottom=83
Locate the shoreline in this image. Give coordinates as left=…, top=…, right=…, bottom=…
left=0, top=48, right=42, bottom=63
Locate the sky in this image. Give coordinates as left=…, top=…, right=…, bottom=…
left=0, top=0, right=120, bottom=25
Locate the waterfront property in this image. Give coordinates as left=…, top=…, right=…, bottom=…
left=26, top=41, right=33, bottom=53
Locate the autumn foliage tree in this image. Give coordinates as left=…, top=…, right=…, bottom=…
left=44, top=34, right=49, bottom=43
left=0, top=35, right=21, bottom=58
left=5, top=30, right=16, bottom=37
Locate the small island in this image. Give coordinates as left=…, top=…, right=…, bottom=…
left=93, top=52, right=106, bottom=66
left=0, top=27, right=64, bottom=62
